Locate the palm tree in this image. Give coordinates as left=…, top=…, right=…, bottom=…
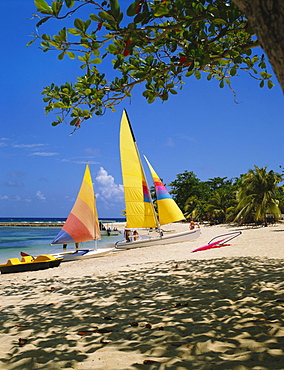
left=234, top=166, right=283, bottom=226
left=206, top=189, right=237, bottom=224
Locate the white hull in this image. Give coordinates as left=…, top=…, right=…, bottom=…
left=115, top=228, right=201, bottom=250
left=51, top=247, right=114, bottom=262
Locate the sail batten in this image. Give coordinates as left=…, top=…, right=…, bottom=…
left=51, top=164, right=100, bottom=245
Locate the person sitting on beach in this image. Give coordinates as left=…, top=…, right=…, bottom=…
left=133, top=230, right=139, bottom=241
left=124, top=229, right=131, bottom=242
left=189, top=220, right=195, bottom=230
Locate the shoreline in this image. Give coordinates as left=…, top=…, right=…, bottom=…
left=0, top=222, right=65, bottom=227
left=1, top=222, right=284, bottom=369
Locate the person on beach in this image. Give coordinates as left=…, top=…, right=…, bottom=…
left=63, top=244, right=67, bottom=250
left=124, top=229, right=131, bottom=242
left=190, top=220, right=195, bottom=230
left=133, top=230, right=139, bottom=241
left=75, top=243, right=79, bottom=249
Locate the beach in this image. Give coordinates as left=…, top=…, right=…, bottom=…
left=1, top=222, right=284, bottom=369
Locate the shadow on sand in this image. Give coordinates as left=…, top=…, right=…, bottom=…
left=1, top=257, right=284, bottom=369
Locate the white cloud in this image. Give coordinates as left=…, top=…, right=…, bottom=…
left=12, top=143, right=46, bottom=149
left=165, top=137, right=175, bottom=147
left=10, top=171, right=26, bottom=178
left=85, top=147, right=100, bottom=156
left=30, top=152, right=59, bottom=157
left=0, top=195, right=8, bottom=200
left=36, top=191, right=46, bottom=201
left=95, top=167, right=124, bottom=204
left=60, top=158, right=99, bottom=164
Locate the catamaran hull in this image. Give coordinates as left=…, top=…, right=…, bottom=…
left=115, top=228, right=201, bottom=250
left=51, top=247, right=114, bottom=262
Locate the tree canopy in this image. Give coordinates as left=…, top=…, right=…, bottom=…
left=31, top=0, right=275, bottom=127
left=167, top=167, right=283, bottom=226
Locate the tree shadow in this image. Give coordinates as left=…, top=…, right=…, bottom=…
left=1, top=257, right=284, bottom=369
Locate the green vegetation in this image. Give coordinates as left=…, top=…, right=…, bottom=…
left=167, top=166, right=284, bottom=226
left=31, top=0, right=275, bottom=127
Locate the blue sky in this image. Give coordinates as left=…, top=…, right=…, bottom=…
left=0, top=0, right=283, bottom=218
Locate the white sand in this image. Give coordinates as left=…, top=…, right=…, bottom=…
left=1, top=222, right=284, bottom=369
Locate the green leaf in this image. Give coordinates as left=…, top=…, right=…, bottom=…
left=70, top=117, right=79, bottom=126
left=36, top=16, right=51, bottom=27
left=64, top=0, right=74, bottom=8
left=90, top=13, right=101, bottom=22
left=68, top=28, right=82, bottom=35
left=54, top=101, right=66, bottom=108
left=42, top=33, right=51, bottom=40
left=26, top=39, right=37, bottom=47
left=110, top=0, right=120, bottom=17
left=52, top=121, right=60, bottom=126
left=85, top=19, right=91, bottom=31
left=74, top=18, right=85, bottom=31
left=153, top=4, right=169, bottom=17
left=66, top=51, right=76, bottom=59
left=259, top=80, right=264, bottom=88
left=106, top=44, right=117, bottom=53
left=98, top=11, right=114, bottom=22
left=52, top=1, right=63, bottom=16
left=267, top=80, right=275, bottom=89
left=90, top=58, right=102, bottom=64
left=230, top=67, right=236, bottom=76
left=58, top=52, right=65, bottom=60
left=34, top=0, right=52, bottom=13
left=194, top=70, right=201, bottom=80
left=127, top=1, right=140, bottom=17
left=58, top=28, right=67, bottom=41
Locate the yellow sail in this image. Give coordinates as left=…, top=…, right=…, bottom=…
left=120, top=110, right=157, bottom=229
left=144, top=156, right=185, bottom=225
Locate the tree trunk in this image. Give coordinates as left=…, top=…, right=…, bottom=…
left=233, top=0, right=284, bottom=92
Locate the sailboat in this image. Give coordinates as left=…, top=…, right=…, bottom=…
left=115, top=110, right=201, bottom=250
left=50, top=164, right=114, bottom=261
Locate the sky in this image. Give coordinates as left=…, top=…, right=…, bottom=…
left=0, top=0, right=283, bottom=219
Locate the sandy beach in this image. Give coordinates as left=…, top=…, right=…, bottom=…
left=1, top=222, right=284, bottom=369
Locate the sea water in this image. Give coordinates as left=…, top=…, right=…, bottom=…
left=0, top=218, right=125, bottom=264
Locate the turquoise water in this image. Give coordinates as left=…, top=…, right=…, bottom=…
left=0, top=225, right=123, bottom=264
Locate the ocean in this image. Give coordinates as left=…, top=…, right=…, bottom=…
left=0, top=217, right=125, bottom=264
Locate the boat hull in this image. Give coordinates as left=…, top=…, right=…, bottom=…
left=0, top=255, right=63, bottom=274
left=51, top=247, right=114, bottom=262
left=115, top=228, right=201, bottom=250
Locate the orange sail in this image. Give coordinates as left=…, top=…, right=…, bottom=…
left=51, top=164, right=100, bottom=244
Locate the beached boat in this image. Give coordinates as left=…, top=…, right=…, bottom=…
left=99, top=222, right=121, bottom=236
left=115, top=110, right=201, bottom=250
left=49, top=164, right=114, bottom=261
left=0, top=254, right=62, bottom=274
